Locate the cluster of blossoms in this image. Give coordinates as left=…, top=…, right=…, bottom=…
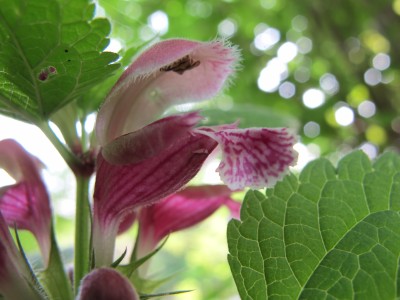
left=0, top=39, right=297, bottom=299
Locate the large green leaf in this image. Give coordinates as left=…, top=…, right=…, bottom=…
left=0, top=0, right=119, bottom=123
left=228, top=151, right=400, bottom=299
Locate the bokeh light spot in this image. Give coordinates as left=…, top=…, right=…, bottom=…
left=359, top=142, right=378, bottom=159
left=304, top=121, right=320, bottom=138
left=257, top=58, right=288, bottom=92
left=302, top=88, right=325, bottom=109
left=277, top=42, right=298, bottom=63
left=254, top=27, right=280, bottom=51
left=186, top=0, right=212, bottom=18
left=347, top=84, right=370, bottom=107
left=319, top=73, right=339, bottom=95
left=279, top=81, right=296, bottom=99
left=364, top=68, right=382, bottom=86
left=334, top=106, right=354, bottom=126
left=292, top=15, right=308, bottom=32
left=148, top=10, right=169, bottom=35
left=372, top=53, right=391, bottom=70
left=361, top=30, right=390, bottom=53
left=259, top=0, right=277, bottom=9
left=296, top=37, right=312, bottom=54
left=357, top=100, right=376, bottom=118
left=365, top=124, right=387, bottom=145
left=218, top=18, right=237, bottom=37
left=393, top=0, right=400, bottom=15
left=294, top=67, right=310, bottom=83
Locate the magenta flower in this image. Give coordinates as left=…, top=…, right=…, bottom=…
left=136, top=185, right=241, bottom=259
left=93, top=120, right=217, bottom=264
left=92, top=38, right=297, bottom=265
left=0, top=139, right=52, bottom=266
left=77, top=268, right=138, bottom=300
left=0, top=212, right=42, bottom=300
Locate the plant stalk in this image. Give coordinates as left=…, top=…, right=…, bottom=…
left=74, top=175, right=91, bottom=294
left=38, top=121, right=82, bottom=172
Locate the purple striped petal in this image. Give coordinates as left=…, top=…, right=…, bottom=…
left=96, top=39, right=239, bottom=146
left=102, top=112, right=203, bottom=165
left=138, top=185, right=236, bottom=256
left=0, top=139, right=51, bottom=265
left=77, top=268, right=138, bottom=300
left=195, top=127, right=298, bottom=190
left=117, top=211, right=137, bottom=235
left=92, top=133, right=218, bottom=266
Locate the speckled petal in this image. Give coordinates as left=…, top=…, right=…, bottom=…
left=195, top=127, right=297, bottom=190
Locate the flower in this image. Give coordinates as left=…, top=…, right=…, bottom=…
left=92, top=38, right=297, bottom=266
left=96, top=39, right=239, bottom=148
left=92, top=121, right=217, bottom=265
left=77, top=268, right=138, bottom=300
left=0, top=211, right=43, bottom=300
left=0, top=139, right=52, bottom=266
left=136, top=185, right=241, bottom=259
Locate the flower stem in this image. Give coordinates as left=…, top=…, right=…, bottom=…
left=38, top=121, right=82, bottom=171
left=74, top=176, right=90, bottom=293
left=74, top=175, right=91, bottom=294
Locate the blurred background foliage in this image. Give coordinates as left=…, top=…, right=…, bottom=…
left=96, top=0, right=400, bottom=161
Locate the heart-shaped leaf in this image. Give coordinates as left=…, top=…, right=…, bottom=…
left=228, top=151, right=400, bottom=299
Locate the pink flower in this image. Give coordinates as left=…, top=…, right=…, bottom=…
left=92, top=38, right=297, bottom=265
left=136, top=185, right=241, bottom=259
left=0, top=139, right=52, bottom=266
left=0, top=212, right=42, bottom=299
left=77, top=268, right=138, bottom=300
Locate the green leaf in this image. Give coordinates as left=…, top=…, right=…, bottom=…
left=14, top=227, right=47, bottom=300
left=118, top=237, right=169, bottom=279
left=110, top=247, right=128, bottom=268
left=0, top=0, right=119, bottom=123
left=227, top=151, right=400, bottom=299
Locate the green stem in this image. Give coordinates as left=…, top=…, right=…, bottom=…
left=74, top=175, right=91, bottom=294
left=38, top=121, right=82, bottom=171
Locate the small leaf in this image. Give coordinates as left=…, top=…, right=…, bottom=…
left=110, top=247, right=127, bottom=268
left=39, top=226, right=73, bottom=300
left=14, top=227, right=47, bottom=299
left=228, top=151, right=400, bottom=299
left=118, top=237, right=169, bottom=278
left=0, top=0, right=119, bottom=123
